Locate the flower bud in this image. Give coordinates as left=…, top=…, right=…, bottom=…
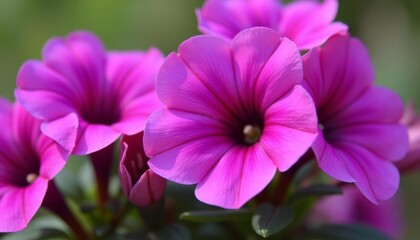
left=397, top=103, right=420, bottom=174
left=119, top=132, right=166, bottom=207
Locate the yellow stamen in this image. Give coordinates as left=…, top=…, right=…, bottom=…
left=243, top=125, right=261, bottom=144
left=26, top=173, right=38, bottom=184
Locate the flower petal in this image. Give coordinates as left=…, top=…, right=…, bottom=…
left=72, top=122, right=121, bottom=155
left=157, top=51, right=235, bottom=120
left=197, top=0, right=282, bottom=40
left=197, top=0, right=253, bottom=39
left=327, top=124, right=408, bottom=162
left=11, top=103, right=41, bottom=150
left=310, top=186, right=404, bottom=239
left=17, top=60, right=78, bottom=100
left=397, top=110, right=420, bottom=173
left=145, top=108, right=232, bottom=183
left=112, top=91, right=163, bottom=135
left=148, top=136, right=234, bottom=185
left=15, top=89, right=74, bottom=121
left=261, top=85, right=318, bottom=171
left=40, top=113, right=79, bottom=151
left=119, top=132, right=149, bottom=198
left=0, top=97, right=11, bottom=114
left=129, top=169, right=167, bottom=207
left=279, top=0, right=347, bottom=49
left=327, top=87, right=405, bottom=127
left=195, top=144, right=276, bottom=209
left=0, top=98, right=12, bottom=145
left=119, top=158, right=133, bottom=198
left=0, top=177, right=48, bottom=232
left=312, top=132, right=356, bottom=182
left=42, top=31, right=106, bottom=95
left=107, top=48, right=164, bottom=107
left=229, top=27, right=304, bottom=116
left=303, top=35, right=374, bottom=118
left=342, top=144, right=400, bottom=204
left=144, top=108, right=229, bottom=157
left=177, top=34, right=242, bottom=117
left=38, top=137, right=68, bottom=179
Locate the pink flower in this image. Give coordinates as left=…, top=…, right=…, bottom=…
left=0, top=98, right=68, bottom=232
left=397, top=103, right=420, bottom=174
left=15, top=31, right=164, bottom=155
left=119, top=132, right=166, bottom=207
left=196, top=0, right=347, bottom=49
left=302, top=34, right=408, bottom=203
left=310, top=186, right=404, bottom=239
left=144, top=27, right=318, bottom=209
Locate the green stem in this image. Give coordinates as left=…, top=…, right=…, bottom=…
left=43, top=180, right=91, bottom=240
left=89, top=143, right=115, bottom=208
left=273, top=169, right=295, bottom=205
left=255, top=182, right=271, bottom=205
left=273, top=151, right=314, bottom=205
left=137, top=196, right=165, bottom=230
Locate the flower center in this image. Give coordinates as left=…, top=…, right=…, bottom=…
left=243, top=124, right=262, bottom=144
left=26, top=173, right=38, bottom=184
left=127, top=153, right=147, bottom=184
left=79, top=91, right=122, bottom=125
left=81, top=107, right=121, bottom=125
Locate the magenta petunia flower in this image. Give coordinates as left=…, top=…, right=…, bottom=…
left=0, top=98, right=68, bottom=232
left=144, top=27, right=318, bottom=209
left=397, top=103, right=420, bottom=174
left=309, top=186, right=404, bottom=239
left=15, top=31, right=164, bottom=155
left=119, top=131, right=166, bottom=207
left=302, top=34, right=408, bottom=203
left=196, top=0, right=347, bottom=50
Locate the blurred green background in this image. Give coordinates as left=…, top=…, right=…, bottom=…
left=0, top=0, right=419, bottom=239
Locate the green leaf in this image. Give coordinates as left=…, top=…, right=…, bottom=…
left=304, top=224, right=392, bottom=240
left=251, top=203, right=294, bottom=238
left=196, top=223, right=231, bottom=240
left=292, top=161, right=315, bottom=187
left=289, top=184, right=342, bottom=202
left=1, top=212, right=71, bottom=240
left=153, top=224, right=191, bottom=240
left=54, top=155, right=90, bottom=200
left=179, top=209, right=252, bottom=223
left=1, top=228, right=69, bottom=240
left=109, top=225, right=190, bottom=240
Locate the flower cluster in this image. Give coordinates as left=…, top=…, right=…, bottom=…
left=0, top=0, right=416, bottom=239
